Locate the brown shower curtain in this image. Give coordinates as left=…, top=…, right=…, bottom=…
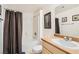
left=3, top=10, right=22, bottom=54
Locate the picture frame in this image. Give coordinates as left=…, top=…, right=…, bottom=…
left=44, top=12, right=51, bottom=29
left=62, top=17, right=67, bottom=22
left=72, top=14, right=79, bottom=21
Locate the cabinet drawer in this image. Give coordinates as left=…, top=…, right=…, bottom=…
left=42, top=47, right=52, bottom=54
left=42, top=41, right=66, bottom=54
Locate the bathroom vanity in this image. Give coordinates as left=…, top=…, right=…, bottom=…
left=42, top=40, right=68, bottom=54
left=42, top=34, right=79, bottom=54
left=42, top=37, right=69, bottom=54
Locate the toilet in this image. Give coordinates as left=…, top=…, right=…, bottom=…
left=32, top=45, right=42, bottom=54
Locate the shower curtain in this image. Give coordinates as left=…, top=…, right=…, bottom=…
left=3, top=10, right=22, bottom=54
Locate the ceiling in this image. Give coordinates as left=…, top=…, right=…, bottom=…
left=3, top=4, right=55, bottom=12
left=4, top=4, right=78, bottom=13
left=55, top=4, right=79, bottom=14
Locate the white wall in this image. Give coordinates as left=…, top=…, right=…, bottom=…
left=56, top=6, right=79, bottom=36
left=39, top=10, right=43, bottom=39
left=22, top=12, right=34, bottom=53
left=0, top=5, right=5, bottom=54
left=0, top=21, right=3, bottom=54
left=33, top=9, right=43, bottom=41
left=42, top=5, right=58, bottom=37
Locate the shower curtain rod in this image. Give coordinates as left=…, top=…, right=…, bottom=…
left=4, top=8, right=21, bottom=12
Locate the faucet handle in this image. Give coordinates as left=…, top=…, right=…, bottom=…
left=64, top=36, right=69, bottom=41
left=69, top=37, right=72, bottom=41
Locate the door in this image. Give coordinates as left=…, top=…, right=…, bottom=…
left=33, top=15, right=40, bottom=41
left=55, top=18, right=60, bottom=33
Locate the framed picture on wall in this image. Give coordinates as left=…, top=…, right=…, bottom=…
left=44, top=12, right=51, bottom=29
left=62, top=17, right=67, bottom=22
left=72, top=14, right=79, bottom=21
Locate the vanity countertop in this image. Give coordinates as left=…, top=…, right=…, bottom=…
left=42, top=36, right=79, bottom=54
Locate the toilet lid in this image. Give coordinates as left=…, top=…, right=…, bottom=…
left=32, top=45, right=42, bottom=51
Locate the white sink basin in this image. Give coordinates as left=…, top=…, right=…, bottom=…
left=52, top=39, right=79, bottom=50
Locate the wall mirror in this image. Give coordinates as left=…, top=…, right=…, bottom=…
left=0, top=5, right=1, bottom=15
left=55, top=4, right=79, bottom=37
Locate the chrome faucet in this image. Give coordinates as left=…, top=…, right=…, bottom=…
left=64, top=36, right=72, bottom=41
left=64, top=36, right=69, bottom=41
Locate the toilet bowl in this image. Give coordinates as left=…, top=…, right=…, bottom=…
left=32, top=45, right=42, bottom=54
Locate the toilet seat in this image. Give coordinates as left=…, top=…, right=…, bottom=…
left=32, top=45, right=42, bottom=54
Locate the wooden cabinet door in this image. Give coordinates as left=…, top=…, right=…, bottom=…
left=42, top=47, right=52, bottom=54
left=42, top=40, right=66, bottom=54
